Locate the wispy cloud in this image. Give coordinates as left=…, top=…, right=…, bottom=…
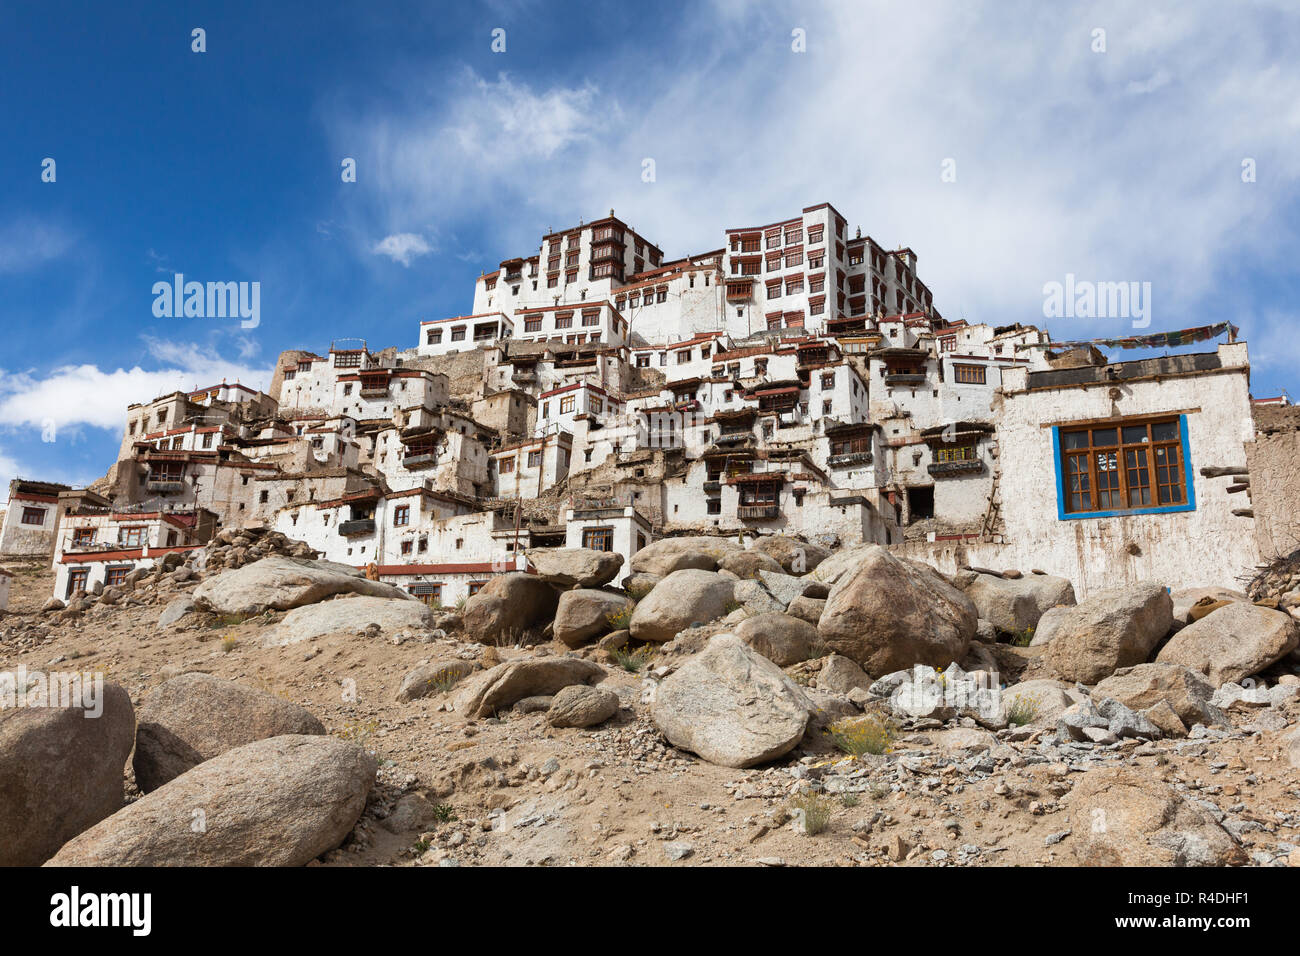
left=0, top=218, right=75, bottom=274
left=372, top=232, right=435, bottom=266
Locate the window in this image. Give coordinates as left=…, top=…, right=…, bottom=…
left=20, top=507, right=45, bottom=526
left=393, top=505, right=410, bottom=527
left=450, top=326, right=466, bottom=341
left=560, top=395, right=576, bottom=414
left=426, top=328, right=442, bottom=345
left=259, top=490, right=269, bottom=504
left=807, top=225, right=824, bottom=244
left=411, top=584, right=443, bottom=607
left=821, top=372, right=836, bottom=389
left=528, top=451, right=542, bottom=468
left=418, top=536, right=428, bottom=553
left=707, top=498, right=722, bottom=515
left=66, top=569, right=89, bottom=598
left=524, top=315, right=543, bottom=333
left=202, top=432, right=214, bottom=449
left=499, top=456, right=515, bottom=475
left=555, top=312, right=573, bottom=329
left=1058, top=417, right=1190, bottom=517
left=935, top=444, right=977, bottom=463
left=468, top=581, right=487, bottom=596
left=400, top=540, right=413, bottom=555
left=831, top=435, right=872, bottom=456
left=118, top=527, right=145, bottom=547
left=106, top=566, right=131, bottom=587
left=940, top=335, right=956, bottom=352
left=72, top=528, right=94, bottom=547
left=953, top=364, right=986, bottom=384
left=582, top=527, right=614, bottom=551
left=582, top=310, right=600, bottom=326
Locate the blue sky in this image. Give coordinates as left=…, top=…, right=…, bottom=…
left=2, top=0, right=1298, bottom=490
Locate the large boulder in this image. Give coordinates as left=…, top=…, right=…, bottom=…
left=807, top=546, right=875, bottom=587
left=524, top=547, right=623, bottom=589
left=954, top=570, right=1075, bottom=636
left=1063, top=767, right=1246, bottom=866
left=1042, top=583, right=1173, bottom=684
left=454, top=656, right=605, bottom=718
left=817, top=546, right=977, bottom=675
left=735, top=612, right=821, bottom=666
left=1155, top=602, right=1299, bottom=685
left=629, top=536, right=741, bottom=577
left=0, top=682, right=134, bottom=866
left=717, top=549, right=784, bottom=579
left=787, top=594, right=826, bottom=625
left=546, top=685, right=620, bottom=728
left=1093, top=663, right=1228, bottom=730
left=816, top=654, right=872, bottom=696
left=553, top=589, right=632, bottom=648
left=47, top=735, right=376, bottom=866
left=193, top=555, right=409, bottom=616
left=395, top=660, right=475, bottom=702
left=460, top=573, right=560, bottom=641
left=263, top=596, right=435, bottom=647
left=751, top=535, right=830, bottom=574
left=629, top=569, right=735, bottom=644
left=133, top=673, right=326, bottom=792
left=1000, top=678, right=1086, bottom=725
left=651, top=634, right=812, bottom=768
left=1170, top=586, right=1248, bottom=628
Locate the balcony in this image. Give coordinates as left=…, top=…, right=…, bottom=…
left=360, top=385, right=389, bottom=398
left=928, top=459, right=983, bottom=477
left=337, top=518, right=375, bottom=537
left=828, top=451, right=873, bottom=468
left=703, top=480, right=721, bottom=493
left=403, top=452, right=437, bottom=468
left=884, top=373, right=926, bottom=387
left=737, top=504, right=780, bottom=520
left=146, top=478, right=185, bottom=494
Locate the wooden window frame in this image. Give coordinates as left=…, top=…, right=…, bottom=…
left=953, top=363, right=986, bottom=384
left=392, top=505, right=410, bottom=527
left=1055, top=416, right=1193, bottom=518
left=20, top=507, right=46, bottom=526
left=582, top=527, right=614, bottom=552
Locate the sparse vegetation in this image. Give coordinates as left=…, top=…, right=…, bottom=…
left=431, top=803, right=457, bottom=823
left=839, top=793, right=860, bottom=808
left=1011, top=626, right=1035, bottom=647
left=825, top=714, right=896, bottom=757
left=424, top=666, right=463, bottom=695
left=221, top=634, right=238, bottom=654
left=605, top=604, right=633, bottom=632
left=788, top=791, right=834, bottom=835
left=608, top=642, right=655, bottom=673
left=1006, top=693, right=1040, bottom=727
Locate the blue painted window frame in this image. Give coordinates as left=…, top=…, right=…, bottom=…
left=1053, top=414, right=1196, bottom=520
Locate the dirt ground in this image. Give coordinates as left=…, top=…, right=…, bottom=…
left=3, top=557, right=1298, bottom=867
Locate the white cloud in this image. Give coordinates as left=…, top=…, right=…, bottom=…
left=0, top=338, right=272, bottom=433
left=323, top=1, right=1300, bottom=360
left=372, top=232, right=435, bottom=266
left=0, top=218, right=74, bottom=274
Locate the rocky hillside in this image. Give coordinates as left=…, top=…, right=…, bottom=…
left=2, top=533, right=1299, bottom=867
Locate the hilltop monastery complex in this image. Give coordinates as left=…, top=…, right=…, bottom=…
left=3, top=201, right=1298, bottom=609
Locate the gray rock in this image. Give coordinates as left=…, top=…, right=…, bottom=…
left=47, top=735, right=376, bottom=866
left=651, top=634, right=812, bottom=768
left=1156, top=602, right=1299, bottom=685
left=454, top=657, right=605, bottom=718
left=1043, top=583, right=1173, bottom=684
left=0, top=683, right=134, bottom=866
left=735, top=612, right=820, bottom=666
left=818, top=546, right=976, bottom=674
left=193, top=555, right=410, bottom=616
left=629, top=569, right=735, bottom=643
left=546, top=685, right=620, bottom=728
left=629, top=536, right=741, bottom=577
left=954, top=569, right=1075, bottom=636
left=524, top=547, right=624, bottom=589
left=134, top=673, right=326, bottom=792
left=263, top=596, right=435, bottom=647
left=395, top=660, right=475, bottom=702
left=553, top=589, right=632, bottom=648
